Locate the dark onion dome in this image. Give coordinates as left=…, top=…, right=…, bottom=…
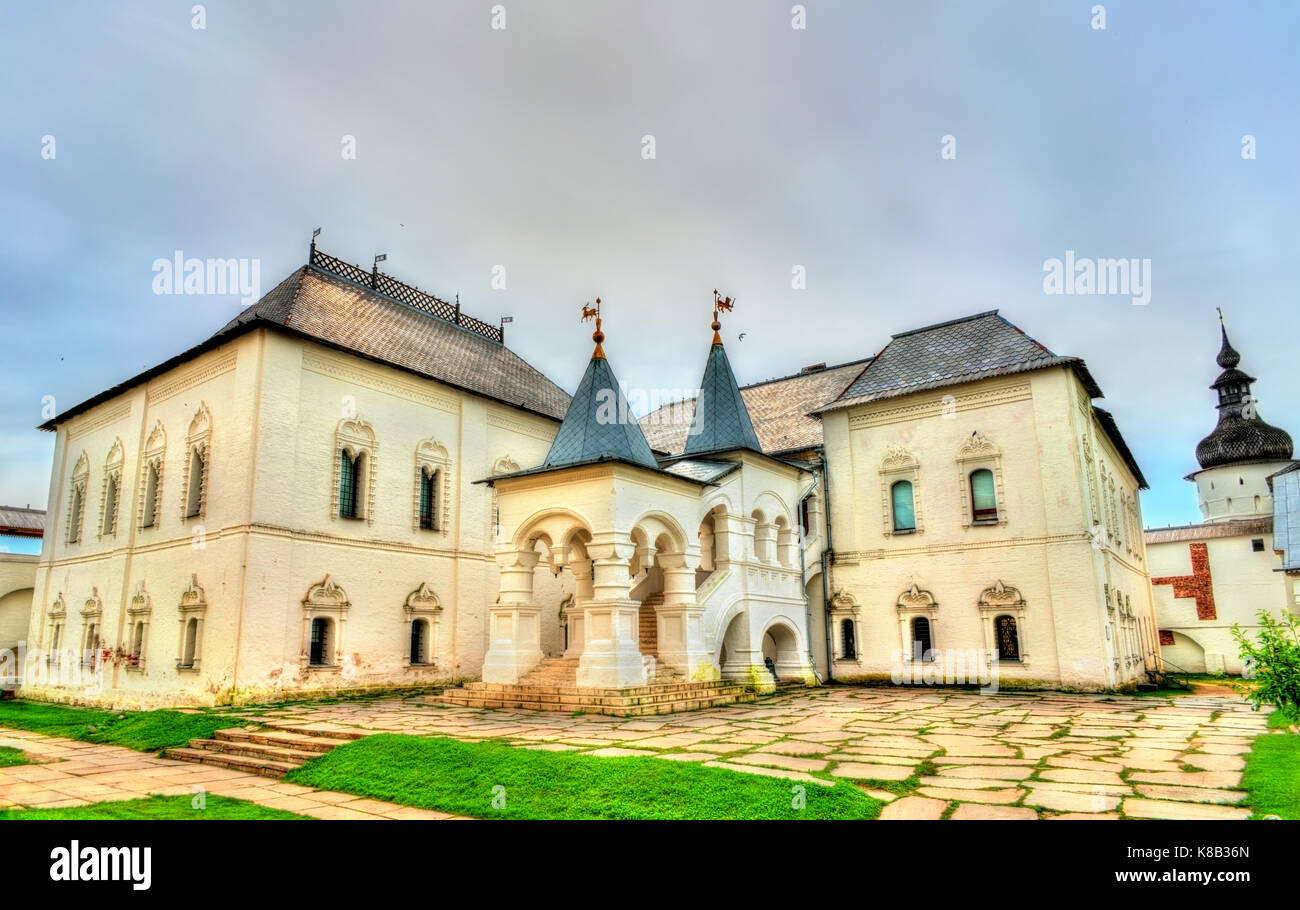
left=1195, top=321, right=1294, bottom=469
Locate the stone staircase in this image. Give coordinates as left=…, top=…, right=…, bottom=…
left=638, top=593, right=661, bottom=658
left=431, top=676, right=755, bottom=716
left=166, top=723, right=366, bottom=778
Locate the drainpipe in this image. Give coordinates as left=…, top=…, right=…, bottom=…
left=797, top=466, right=823, bottom=685
left=818, top=451, right=835, bottom=683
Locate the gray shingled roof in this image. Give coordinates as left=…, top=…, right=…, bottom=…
left=542, top=354, right=658, bottom=469
left=818, top=310, right=1101, bottom=412
left=683, top=341, right=763, bottom=456
left=0, top=506, right=45, bottom=536
left=42, top=265, right=571, bottom=428
left=218, top=267, right=571, bottom=420
left=641, top=360, right=870, bottom=456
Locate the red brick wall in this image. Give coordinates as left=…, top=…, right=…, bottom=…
left=1151, top=542, right=1216, bottom=621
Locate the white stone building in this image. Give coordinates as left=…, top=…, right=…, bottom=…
left=21, top=247, right=1159, bottom=706
left=1145, top=319, right=1297, bottom=675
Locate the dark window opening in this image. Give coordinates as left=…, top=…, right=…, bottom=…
left=310, top=617, right=332, bottom=666
left=1252, top=538, right=1265, bottom=552
left=840, top=618, right=856, bottom=660
left=419, top=468, right=437, bottom=530
left=995, top=614, right=1020, bottom=661
left=410, top=619, right=428, bottom=664
left=911, top=617, right=933, bottom=661
left=339, top=451, right=360, bottom=519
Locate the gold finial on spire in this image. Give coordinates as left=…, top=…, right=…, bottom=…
left=581, top=298, right=605, bottom=359
left=711, top=289, right=735, bottom=344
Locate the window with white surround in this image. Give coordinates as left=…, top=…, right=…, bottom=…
left=333, top=419, right=376, bottom=524
left=404, top=582, right=442, bottom=668
left=956, top=433, right=1006, bottom=527
left=126, top=581, right=151, bottom=671
left=66, top=453, right=89, bottom=544
left=879, top=447, right=922, bottom=536
left=414, top=439, right=450, bottom=532
left=99, top=440, right=124, bottom=538
left=139, top=422, right=166, bottom=530
left=301, top=575, right=349, bottom=670
left=176, top=574, right=207, bottom=671
left=979, top=580, right=1028, bottom=666
left=181, top=403, right=212, bottom=521
left=896, top=583, right=939, bottom=662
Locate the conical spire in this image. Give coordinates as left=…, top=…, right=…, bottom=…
left=1195, top=311, right=1293, bottom=469
left=543, top=301, right=658, bottom=469
left=683, top=291, right=763, bottom=456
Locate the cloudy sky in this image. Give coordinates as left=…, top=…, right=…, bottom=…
left=2, top=0, right=1296, bottom=529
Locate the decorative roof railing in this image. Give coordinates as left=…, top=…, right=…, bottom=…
left=309, top=244, right=504, bottom=344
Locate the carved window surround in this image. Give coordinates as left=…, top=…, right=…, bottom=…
left=301, top=575, right=350, bottom=671
left=138, top=422, right=167, bottom=531
left=180, top=403, right=213, bottom=523
left=332, top=418, right=377, bottom=526
left=98, top=439, right=125, bottom=539
left=896, top=583, right=939, bottom=662
left=176, top=574, right=207, bottom=672
left=977, top=580, right=1028, bottom=667
left=403, top=582, right=443, bottom=669
left=126, top=581, right=152, bottom=672
left=413, top=439, right=451, bottom=533
left=956, top=433, right=1007, bottom=528
left=66, top=452, right=90, bottom=545
left=828, top=590, right=860, bottom=662
left=879, top=447, right=923, bottom=537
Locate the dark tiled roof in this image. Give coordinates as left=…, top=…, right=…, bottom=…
left=661, top=458, right=740, bottom=484
left=41, top=265, right=571, bottom=429
left=1195, top=324, right=1293, bottom=470
left=219, top=267, right=571, bottom=421
left=0, top=506, right=45, bottom=536
left=1093, top=407, right=1149, bottom=490
left=818, top=310, right=1101, bottom=412
left=543, top=355, right=658, bottom=469
left=641, top=360, right=870, bottom=456
left=683, top=342, right=763, bottom=456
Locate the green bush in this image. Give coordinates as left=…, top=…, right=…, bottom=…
left=1232, top=609, right=1300, bottom=722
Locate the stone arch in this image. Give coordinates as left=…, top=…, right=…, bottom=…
left=511, top=507, right=595, bottom=554
left=759, top=616, right=806, bottom=682
left=629, top=509, right=690, bottom=557
left=1161, top=629, right=1207, bottom=674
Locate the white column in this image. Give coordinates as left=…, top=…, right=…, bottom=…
left=656, top=552, right=717, bottom=680
left=576, top=537, right=646, bottom=688
left=481, top=549, right=544, bottom=684
left=563, top=559, right=592, bottom=658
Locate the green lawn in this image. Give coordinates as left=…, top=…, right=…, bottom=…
left=0, top=700, right=247, bottom=751
left=0, top=745, right=33, bottom=767
left=0, top=794, right=306, bottom=821
left=1241, top=711, right=1300, bottom=820
left=286, top=734, right=882, bottom=820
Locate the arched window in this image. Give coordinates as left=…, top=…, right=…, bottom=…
left=995, top=614, right=1020, bottom=661
left=83, top=622, right=99, bottom=667
left=338, top=451, right=361, bottom=519
left=969, top=469, right=997, bottom=522
left=181, top=617, right=199, bottom=668
left=131, top=621, right=145, bottom=666
left=102, top=474, right=119, bottom=535
left=68, top=485, right=85, bottom=543
left=310, top=617, right=332, bottom=666
left=911, top=616, right=933, bottom=661
left=840, top=618, right=857, bottom=660
left=142, top=463, right=161, bottom=528
left=184, top=447, right=205, bottom=518
left=418, top=466, right=438, bottom=530
left=891, top=480, right=916, bottom=532
left=410, top=618, right=429, bottom=665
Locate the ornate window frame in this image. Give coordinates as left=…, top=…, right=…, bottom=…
left=301, top=575, right=350, bottom=671
left=126, top=581, right=152, bottom=672
left=828, top=590, right=861, bottom=662
left=138, top=422, right=167, bottom=531
left=332, top=419, right=377, bottom=525
left=80, top=588, right=104, bottom=669
left=403, top=582, right=443, bottom=669
left=413, top=439, right=451, bottom=533
left=180, top=402, right=212, bottom=522
left=956, top=433, right=1007, bottom=528
left=896, top=583, right=939, bottom=662
left=66, top=452, right=90, bottom=545
left=98, top=439, right=125, bottom=539
left=488, top=455, right=521, bottom=552
left=46, top=593, right=66, bottom=667
left=176, top=574, right=207, bottom=672
left=879, top=447, right=923, bottom=536
left=978, top=580, right=1028, bottom=666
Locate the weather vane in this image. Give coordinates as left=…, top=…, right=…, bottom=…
left=711, top=289, right=735, bottom=344
left=581, top=297, right=605, bottom=358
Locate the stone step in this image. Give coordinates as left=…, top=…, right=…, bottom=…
left=188, top=737, right=323, bottom=765
left=461, top=678, right=736, bottom=698
left=451, top=688, right=744, bottom=708
left=433, top=690, right=756, bottom=717
left=213, top=727, right=359, bottom=752
left=166, top=747, right=301, bottom=778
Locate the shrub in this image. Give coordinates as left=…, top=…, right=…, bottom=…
left=1232, top=609, right=1300, bottom=723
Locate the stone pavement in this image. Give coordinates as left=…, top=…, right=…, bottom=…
left=249, top=686, right=1272, bottom=819
left=0, top=728, right=462, bottom=820
left=0, top=687, right=1275, bottom=820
